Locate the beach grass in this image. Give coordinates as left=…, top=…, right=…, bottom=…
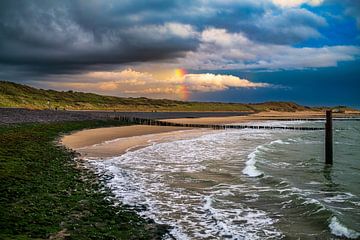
left=0, top=120, right=168, bottom=240
left=0, top=80, right=328, bottom=112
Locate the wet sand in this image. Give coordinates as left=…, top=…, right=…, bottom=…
left=163, top=110, right=352, bottom=124
left=69, top=128, right=212, bottom=158
left=61, top=125, right=213, bottom=158
left=62, top=125, right=193, bottom=148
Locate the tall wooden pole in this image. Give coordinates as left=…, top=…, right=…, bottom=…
left=325, top=110, right=333, bottom=165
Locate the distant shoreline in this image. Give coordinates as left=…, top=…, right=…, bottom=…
left=2, top=107, right=360, bottom=125
left=0, top=107, right=252, bottom=125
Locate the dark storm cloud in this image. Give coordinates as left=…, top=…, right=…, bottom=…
left=0, top=0, right=358, bottom=79
left=180, top=1, right=327, bottom=44
left=0, top=0, right=198, bottom=75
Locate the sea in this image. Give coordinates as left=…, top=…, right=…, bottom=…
left=87, top=120, right=360, bottom=239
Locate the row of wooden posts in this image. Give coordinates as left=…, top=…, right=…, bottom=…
left=113, top=116, right=326, bottom=131
left=113, top=111, right=334, bottom=165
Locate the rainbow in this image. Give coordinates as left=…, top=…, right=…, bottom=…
left=174, top=68, right=189, bottom=100
left=175, top=68, right=187, bottom=78
left=176, top=84, right=189, bottom=101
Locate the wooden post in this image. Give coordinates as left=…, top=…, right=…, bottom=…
left=325, top=110, right=333, bottom=165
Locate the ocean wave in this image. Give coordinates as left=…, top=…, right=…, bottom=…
left=199, top=195, right=283, bottom=240
left=323, top=193, right=355, bottom=204
left=228, top=120, right=307, bottom=128
left=242, top=148, right=263, bottom=177
left=83, top=120, right=359, bottom=239
left=329, top=217, right=360, bottom=239
left=85, top=127, right=289, bottom=239
left=270, top=139, right=291, bottom=145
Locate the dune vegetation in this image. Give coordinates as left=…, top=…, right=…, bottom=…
left=0, top=120, right=168, bottom=240
left=0, top=81, right=342, bottom=112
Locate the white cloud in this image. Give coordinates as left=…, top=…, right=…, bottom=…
left=256, top=8, right=327, bottom=42
left=201, top=28, right=250, bottom=47
left=177, top=27, right=360, bottom=70
left=272, top=0, right=324, bottom=8
left=47, top=69, right=269, bottom=99
left=184, top=73, right=268, bottom=92
left=88, top=68, right=151, bottom=80
left=126, top=22, right=198, bottom=40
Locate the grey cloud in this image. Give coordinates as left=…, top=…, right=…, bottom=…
left=239, top=7, right=327, bottom=44
left=175, top=0, right=327, bottom=44
left=0, top=0, right=198, bottom=75
left=178, top=27, right=360, bottom=70
left=0, top=0, right=357, bottom=81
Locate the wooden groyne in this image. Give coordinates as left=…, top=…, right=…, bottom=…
left=115, top=111, right=342, bottom=165
left=244, top=118, right=360, bottom=122
left=114, top=116, right=325, bottom=131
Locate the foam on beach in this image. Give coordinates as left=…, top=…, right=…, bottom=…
left=84, top=120, right=360, bottom=239
left=86, top=129, right=285, bottom=239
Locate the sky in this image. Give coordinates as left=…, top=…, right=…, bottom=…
left=0, top=0, right=359, bottom=107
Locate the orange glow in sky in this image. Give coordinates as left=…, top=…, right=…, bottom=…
left=174, top=68, right=189, bottom=100
left=175, top=68, right=187, bottom=78
left=176, top=84, right=189, bottom=101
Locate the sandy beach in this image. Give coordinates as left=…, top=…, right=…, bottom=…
left=163, top=110, right=356, bottom=124
left=61, top=125, right=213, bottom=158
left=60, top=113, right=257, bottom=158
left=61, top=110, right=359, bottom=159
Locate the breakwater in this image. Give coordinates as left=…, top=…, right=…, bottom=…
left=114, top=116, right=326, bottom=131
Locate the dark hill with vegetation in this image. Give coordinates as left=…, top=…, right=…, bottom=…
left=0, top=120, right=169, bottom=239
left=0, top=81, right=347, bottom=112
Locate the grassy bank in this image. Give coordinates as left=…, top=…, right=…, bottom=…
left=0, top=80, right=331, bottom=112
left=0, top=120, right=168, bottom=240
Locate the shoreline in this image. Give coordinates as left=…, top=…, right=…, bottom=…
left=0, top=108, right=252, bottom=125
left=2, top=107, right=359, bottom=125
left=0, top=120, right=169, bottom=239
left=82, top=119, right=360, bottom=239
left=61, top=110, right=359, bottom=159
left=57, top=113, right=360, bottom=239
left=163, top=110, right=360, bottom=124
left=63, top=126, right=212, bottom=158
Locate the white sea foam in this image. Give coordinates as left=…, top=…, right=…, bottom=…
left=86, top=127, right=289, bottom=239
left=323, top=193, right=354, bottom=204
left=242, top=133, right=309, bottom=177
left=199, top=195, right=282, bottom=239
left=228, top=120, right=307, bottom=128
left=242, top=148, right=263, bottom=177
left=281, top=137, right=322, bottom=145
left=307, top=181, right=321, bottom=185
left=84, top=120, right=360, bottom=239
left=270, top=139, right=290, bottom=145
left=329, top=217, right=360, bottom=239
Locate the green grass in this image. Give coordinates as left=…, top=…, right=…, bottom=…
left=0, top=120, right=168, bottom=240
left=0, top=80, right=334, bottom=112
